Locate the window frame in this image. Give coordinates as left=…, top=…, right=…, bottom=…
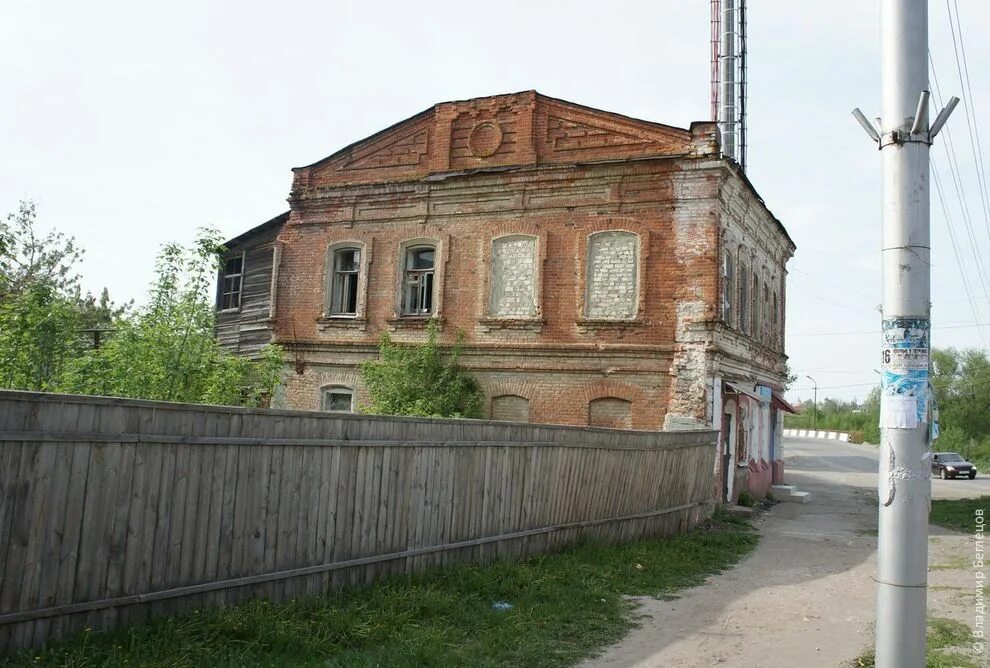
left=327, top=246, right=362, bottom=317
left=398, top=240, right=439, bottom=317
left=320, top=385, right=354, bottom=413
left=738, top=257, right=750, bottom=336
left=722, top=250, right=735, bottom=327
left=322, top=240, right=369, bottom=321
left=583, top=230, right=641, bottom=322
left=218, top=251, right=246, bottom=313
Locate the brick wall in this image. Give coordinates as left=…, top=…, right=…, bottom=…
left=265, top=92, right=790, bottom=431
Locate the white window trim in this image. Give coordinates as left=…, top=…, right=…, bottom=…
left=323, top=241, right=369, bottom=319
left=320, top=385, right=355, bottom=412
left=396, top=237, right=445, bottom=319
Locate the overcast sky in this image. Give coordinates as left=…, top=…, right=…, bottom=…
left=3, top=1, right=989, bottom=403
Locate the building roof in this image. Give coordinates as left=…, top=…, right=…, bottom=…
left=222, top=210, right=289, bottom=249
left=291, top=90, right=714, bottom=190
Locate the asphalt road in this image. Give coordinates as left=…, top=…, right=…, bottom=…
left=785, top=436, right=990, bottom=500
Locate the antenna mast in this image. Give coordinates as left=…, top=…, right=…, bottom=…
left=713, top=0, right=747, bottom=171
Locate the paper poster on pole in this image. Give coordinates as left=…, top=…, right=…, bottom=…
left=879, top=318, right=930, bottom=428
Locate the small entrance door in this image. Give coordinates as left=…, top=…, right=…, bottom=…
left=721, top=413, right=733, bottom=502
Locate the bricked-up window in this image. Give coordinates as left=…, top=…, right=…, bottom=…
left=585, top=231, right=638, bottom=320
left=401, top=245, right=436, bottom=315
left=490, top=235, right=537, bottom=318
left=722, top=251, right=735, bottom=326
left=738, top=260, right=750, bottom=335
left=491, top=394, right=530, bottom=422
left=329, top=247, right=361, bottom=316
left=219, top=255, right=243, bottom=311
left=321, top=386, right=353, bottom=412
left=588, top=397, right=632, bottom=429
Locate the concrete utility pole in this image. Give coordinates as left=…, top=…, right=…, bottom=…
left=853, top=2, right=957, bottom=665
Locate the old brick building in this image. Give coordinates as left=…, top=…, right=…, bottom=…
left=218, top=91, right=796, bottom=501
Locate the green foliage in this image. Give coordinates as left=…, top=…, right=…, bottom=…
left=0, top=283, right=83, bottom=390
left=361, top=319, right=485, bottom=418
left=0, top=201, right=102, bottom=390
left=0, top=201, right=282, bottom=407
left=931, top=347, right=990, bottom=466
left=3, top=512, right=757, bottom=668
left=59, top=230, right=283, bottom=406
left=784, top=387, right=881, bottom=444
left=930, top=496, right=989, bottom=534
left=853, top=616, right=978, bottom=667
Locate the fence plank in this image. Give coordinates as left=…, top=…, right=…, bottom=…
left=0, top=391, right=716, bottom=651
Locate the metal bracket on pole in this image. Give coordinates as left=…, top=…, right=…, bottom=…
left=929, top=96, right=960, bottom=138
left=854, top=92, right=959, bottom=148
left=852, top=108, right=881, bottom=144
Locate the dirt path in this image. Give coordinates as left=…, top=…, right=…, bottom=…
left=581, top=439, right=983, bottom=668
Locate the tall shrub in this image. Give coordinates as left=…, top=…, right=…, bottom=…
left=361, top=319, right=484, bottom=418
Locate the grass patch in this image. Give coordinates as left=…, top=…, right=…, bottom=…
left=930, top=496, right=989, bottom=533
left=852, top=617, right=978, bottom=667
left=1, top=512, right=757, bottom=668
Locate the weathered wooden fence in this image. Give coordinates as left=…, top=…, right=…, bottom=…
left=0, top=390, right=717, bottom=652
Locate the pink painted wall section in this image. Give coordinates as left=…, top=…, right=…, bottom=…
left=772, top=459, right=785, bottom=484
left=747, top=457, right=773, bottom=497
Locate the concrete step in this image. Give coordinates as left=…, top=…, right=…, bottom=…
left=780, top=490, right=812, bottom=504
left=770, top=484, right=811, bottom=503
left=724, top=505, right=755, bottom=518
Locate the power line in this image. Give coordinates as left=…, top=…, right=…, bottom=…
left=947, top=0, right=990, bottom=241
left=928, top=53, right=990, bottom=330
left=787, top=321, right=990, bottom=338
left=931, top=159, right=990, bottom=346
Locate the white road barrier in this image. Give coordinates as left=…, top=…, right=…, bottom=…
left=783, top=429, right=850, bottom=442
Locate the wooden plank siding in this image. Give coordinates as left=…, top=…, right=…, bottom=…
left=0, top=390, right=717, bottom=652
left=215, top=216, right=284, bottom=359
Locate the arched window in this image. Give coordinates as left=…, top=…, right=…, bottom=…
left=490, top=235, right=538, bottom=318
left=722, top=250, right=735, bottom=326
left=320, top=385, right=354, bottom=413
left=401, top=244, right=436, bottom=315
left=586, top=231, right=638, bottom=320
left=753, top=271, right=761, bottom=341
left=588, top=397, right=632, bottom=429
left=491, top=394, right=530, bottom=422
left=328, top=247, right=361, bottom=316
left=772, top=291, right=780, bottom=348
left=738, top=258, right=750, bottom=335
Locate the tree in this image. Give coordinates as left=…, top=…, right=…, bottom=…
left=60, top=229, right=283, bottom=406
left=931, top=347, right=990, bottom=451
left=0, top=202, right=88, bottom=389
left=361, top=319, right=484, bottom=418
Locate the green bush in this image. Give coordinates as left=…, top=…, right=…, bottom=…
left=361, top=319, right=485, bottom=419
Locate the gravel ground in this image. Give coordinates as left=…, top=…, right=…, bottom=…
left=582, top=438, right=986, bottom=668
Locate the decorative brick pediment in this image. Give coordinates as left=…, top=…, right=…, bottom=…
left=294, top=91, right=697, bottom=191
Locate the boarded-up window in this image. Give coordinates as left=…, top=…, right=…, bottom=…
left=588, top=397, right=632, bottom=429
left=491, top=394, right=530, bottom=422
left=489, top=236, right=537, bottom=317
left=586, top=231, right=638, bottom=320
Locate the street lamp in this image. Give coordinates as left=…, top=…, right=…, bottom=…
left=806, top=375, right=818, bottom=429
